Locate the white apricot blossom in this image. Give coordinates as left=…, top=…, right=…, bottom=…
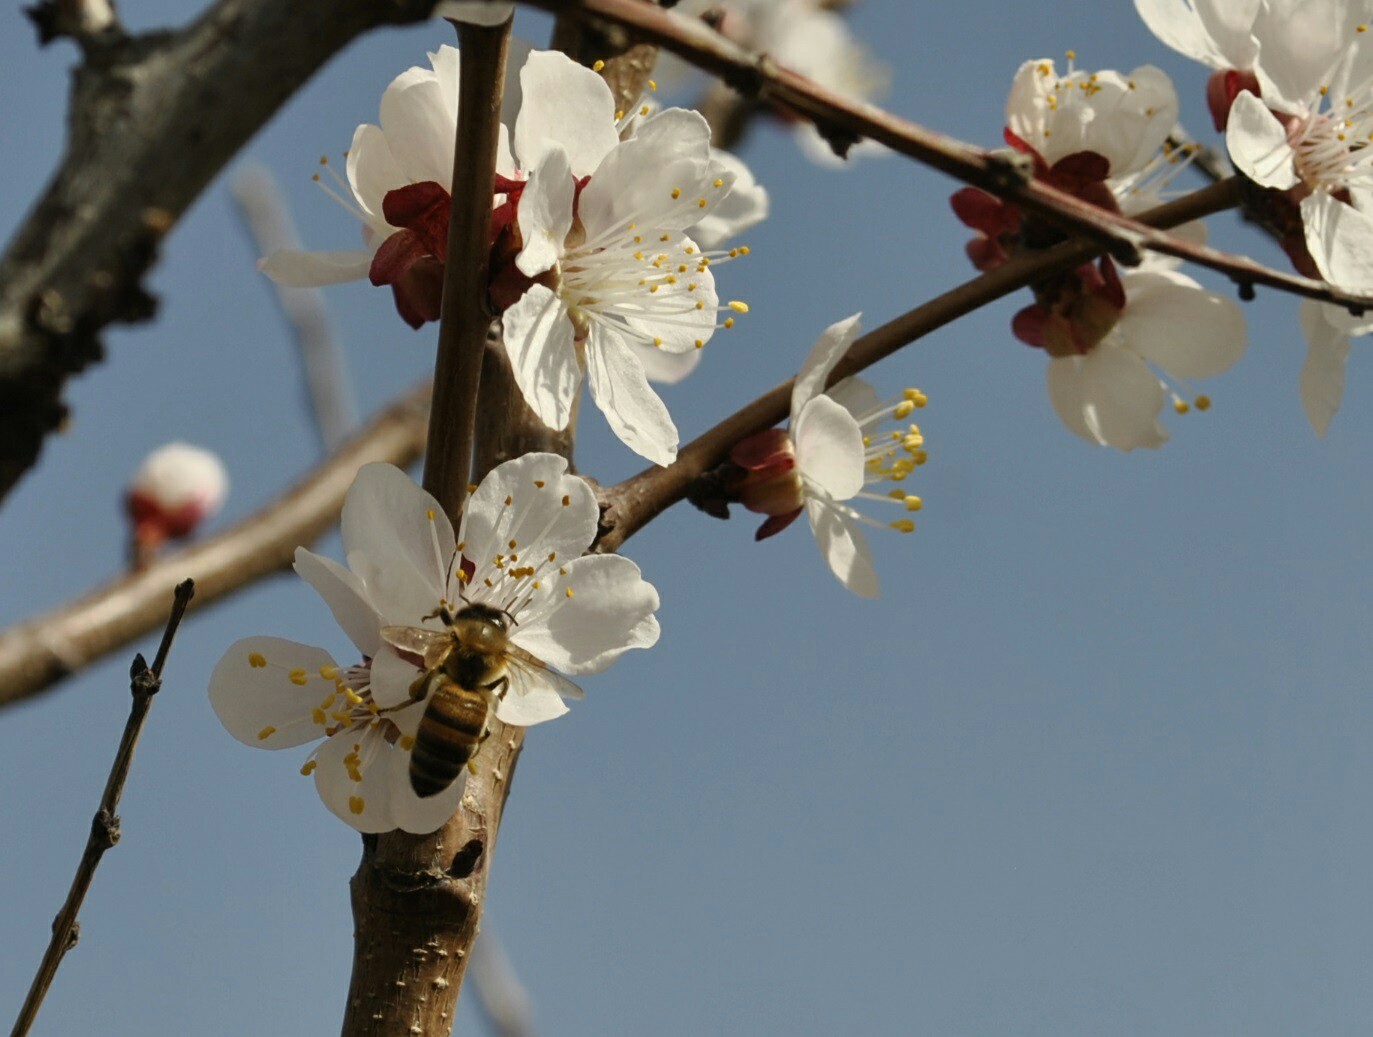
left=730, top=314, right=926, bottom=598
left=1298, top=299, right=1373, bottom=434
left=507, top=96, right=751, bottom=466
left=1005, top=57, right=1179, bottom=177
left=209, top=455, right=660, bottom=834
left=1045, top=269, right=1247, bottom=450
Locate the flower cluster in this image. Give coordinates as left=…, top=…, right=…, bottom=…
left=952, top=55, right=1247, bottom=449
left=1137, top=0, right=1373, bottom=432
left=263, top=45, right=763, bottom=467
left=210, top=456, right=659, bottom=834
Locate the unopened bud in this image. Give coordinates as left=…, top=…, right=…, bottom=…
left=125, top=442, right=229, bottom=565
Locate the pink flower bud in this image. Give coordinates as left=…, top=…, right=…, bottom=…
left=125, top=443, right=229, bottom=561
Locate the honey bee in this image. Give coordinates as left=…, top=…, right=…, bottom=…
left=381, top=602, right=584, bottom=797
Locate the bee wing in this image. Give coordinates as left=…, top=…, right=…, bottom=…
left=379, top=625, right=451, bottom=669
left=506, top=645, right=585, bottom=701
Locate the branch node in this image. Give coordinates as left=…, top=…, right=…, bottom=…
left=1237, top=280, right=1257, bottom=302
left=91, top=808, right=121, bottom=850
left=984, top=147, right=1037, bottom=191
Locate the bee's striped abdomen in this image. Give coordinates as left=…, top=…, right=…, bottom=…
left=410, top=680, right=490, bottom=797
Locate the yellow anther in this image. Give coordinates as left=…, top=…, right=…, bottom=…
left=467, top=483, right=478, bottom=494
left=289, top=669, right=308, bottom=686
left=320, top=665, right=338, bottom=680
left=426, top=508, right=435, bottom=520
left=257, top=726, right=277, bottom=741
left=248, top=652, right=267, bottom=668
left=904, top=496, right=923, bottom=512
left=615, top=109, right=625, bottom=120
left=903, top=388, right=927, bottom=407
left=890, top=520, right=916, bottom=533
left=648, top=79, right=658, bottom=91
left=653, top=336, right=663, bottom=347
left=559, top=566, right=568, bottom=575
left=671, top=188, right=681, bottom=199
left=457, top=569, right=471, bottom=584
left=728, top=300, right=749, bottom=313
left=894, top=400, right=915, bottom=419
left=565, top=587, right=575, bottom=598
left=561, top=494, right=571, bottom=506
left=740, top=245, right=750, bottom=255
left=695, top=339, right=705, bottom=349
left=508, top=539, right=518, bottom=550
left=311, top=173, right=320, bottom=182
left=311, top=707, right=327, bottom=725
left=400, top=735, right=415, bottom=750
left=698, top=198, right=707, bottom=208
left=348, top=796, right=365, bottom=815
left=713, top=178, right=724, bottom=188
left=504, top=495, right=513, bottom=506
left=640, top=105, right=650, bottom=116
left=911, top=450, right=928, bottom=465
left=593, top=59, right=605, bottom=71
left=534, top=480, right=545, bottom=488
left=1195, top=395, right=1211, bottom=411
left=723, top=317, right=735, bottom=329
left=1173, top=399, right=1190, bottom=414
left=300, top=760, right=317, bottom=776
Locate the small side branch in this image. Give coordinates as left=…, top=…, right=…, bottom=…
left=9, top=580, right=195, bottom=1037
left=595, top=179, right=1239, bottom=551
left=0, top=382, right=431, bottom=711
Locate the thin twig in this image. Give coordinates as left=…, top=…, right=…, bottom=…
left=510, top=0, right=1373, bottom=313
left=595, top=178, right=1239, bottom=552
left=422, top=16, right=513, bottom=518
left=9, top=580, right=195, bottom=1037
left=0, top=382, right=431, bottom=712
left=230, top=163, right=358, bottom=453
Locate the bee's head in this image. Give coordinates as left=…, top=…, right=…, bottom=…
left=452, top=602, right=513, bottom=651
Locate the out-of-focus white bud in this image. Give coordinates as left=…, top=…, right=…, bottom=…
left=125, top=442, right=229, bottom=563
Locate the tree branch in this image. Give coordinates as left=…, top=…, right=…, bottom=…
left=0, top=0, right=437, bottom=506
left=508, top=0, right=1373, bottom=314
left=341, top=20, right=658, bottom=1034
left=595, top=179, right=1239, bottom=552
left=9, top=579, right=194, bottom=1037
left=0, top=383, right=431, bottom=711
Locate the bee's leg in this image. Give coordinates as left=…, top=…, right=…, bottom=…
left=467, top=678, right=509, bottom=774
left=407, top=671, right=431, bottom=702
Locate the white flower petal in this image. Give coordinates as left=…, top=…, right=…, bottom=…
left=791, top=313, right=862, bottom=421
left=1226, top=91, right=1300, bottom=189
left=209, top=637, right=342, bottom=749
left=259, top=249, right=373, bottom=287
left=688, top=149, right=769, bottom=248
left=514, top=50, right=620, bottom=176
left=1299, top=300, right=1355, bottom=436
left=794, top=395, right=865, bottom=501
left=493, top=663, right=571, bottom=726
left=827, top=374, right=882, bottom=425
left=293, top=548, right=383, bottom=658
left=1046, top=347, right=1168, bottom=451
left=379, top=70, right=456, bottom=187
left=459, top=453, right=599, bottom=590
left=1117, top=270, right=1247, bottom=379
left=370, top=645, right=424, bottom=710
left=578, top=109, right=715, bottom=235
left=347, top=123, right=406, bottom=226
left=340, top=463, right=455, bottom=626
left=1303, top=192, right=1373, bottom=293
left=313, top=725, right=403, bottom=833
left=619, top=242, right=719, bottom=354
left=634, top=342, right=703, bottom=384
left=585, top=326, right=680, bottom=466
left=1133, top=0, right=1260, bottom=70
left=805, top=498, right=878, bottom=598
left=502, top=284, right=581, bottom=431
left=516, top=146, right=574, bottom=278
left=514, top=554, right=661, bottom=675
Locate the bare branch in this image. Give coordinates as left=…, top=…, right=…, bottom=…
left=508, top=0, right=1373, bottom=314
left=595, top=179, right=1240, bottom=552
left=421, top=17, right=512, bottom=517
left=0, top=383, right=431, bottom=711
left=230, top=163, right=358, bottom=454
left=9, top=580, right=194, bottom=1037
left=0, top=0, right=437, bottom=506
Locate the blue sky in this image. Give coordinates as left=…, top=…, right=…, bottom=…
left=2, top=2, right=1373, bottom=1035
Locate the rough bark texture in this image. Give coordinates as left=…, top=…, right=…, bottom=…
left=0, top=0, right=434, bottom=505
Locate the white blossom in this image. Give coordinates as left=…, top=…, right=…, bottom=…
left=209, top=455, right=660, bottom=834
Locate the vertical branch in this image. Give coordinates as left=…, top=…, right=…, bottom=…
left=231, top=163, right=358, bottom=453
left=340, top=16, right=513, bottom=1037
left=422, top=19, right=513, bottom=516
left=10, top=580, right=195, bottom=1037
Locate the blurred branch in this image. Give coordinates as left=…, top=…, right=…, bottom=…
left=9, top=580, right=194, bottom=1037
left=596, top=179, right=1239, bottom=552
left=512, top=0, right=1373, bottom=313
left=230, top=164, right=358, bottom=453
left=0, top=0, right=437, bottom=507
left=470, top=932, right=537, bottom=1037
left=0, top=382, right=431, bottom=711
